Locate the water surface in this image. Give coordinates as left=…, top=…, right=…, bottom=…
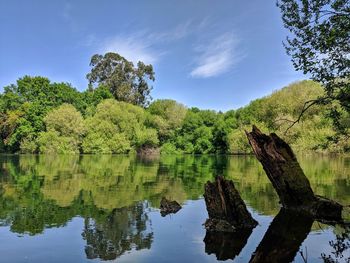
left=0, top=154, right=349, bottom=262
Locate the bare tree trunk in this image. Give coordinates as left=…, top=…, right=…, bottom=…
left=204, top=176, right=257, bottom=231
left=246, top=125, right=343, bottom=221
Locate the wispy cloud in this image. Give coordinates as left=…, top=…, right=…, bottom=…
left=62, top=2, right=72, bottom=21
left=190, top=33, right=243, bottom=78
left=62, top=2, right=80, bottom=32
left=100, top=32, right=160, bottom=65
left=98, top=21, right=194, bottom=65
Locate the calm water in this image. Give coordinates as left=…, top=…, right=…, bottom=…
left=0, top=154, right=349, bottom=263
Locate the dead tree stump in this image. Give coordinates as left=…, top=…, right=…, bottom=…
left=246, top=125, right=343, bottom=221
left=204, top=176, right=257, bottom=231
left=159, top=197, right=181, bottom=217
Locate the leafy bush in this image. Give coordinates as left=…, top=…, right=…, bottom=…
left=160, top=142, right=180, bottom=154
left=38, top=131, right=80, bottom=154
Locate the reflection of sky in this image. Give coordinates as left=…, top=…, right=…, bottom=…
left=0, top=217, right=90, bottom=263
left=1, top=200, right=345, bottom=262
left=299, top=229, right=342, bottom=263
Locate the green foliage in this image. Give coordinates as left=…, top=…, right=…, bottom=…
left=36, top=104, right=85, bottom=154
left=20, top=136, right=38, bottom=153
left=227, top=127, right=251, bottom=154
left=227, top=124, right=270, bottom=154
left=86, top=53, right=155, bottom=107
left=160, top=142, right=180, bottom=154
left=82, top=85, right=113, bottom=116
left=82, top=132, right=131, bottom=154
left=82, top=99, right=151, bottom=153
left=147, top=99, right=187, bottom=142
left=229, top=81, right=350, bottom=153
left=135, top=128, right=159, bottom=148
left=277, top=0, right=350, bottom=136
left=0, top=76, right=86, bottom=152
left=44, top=104, right=85, bottom=137
left=37, top=130, right=80, bottom=154
left=0, top=75, right=348, bottom=154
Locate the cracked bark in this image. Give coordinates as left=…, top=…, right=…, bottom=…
left=204, top=176, right=257, bottom=231
left=246, top=125, right=343, bottom=222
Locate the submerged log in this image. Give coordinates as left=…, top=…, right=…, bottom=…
left=204, top=176, right=257, bottom=231
left=159, top=197, right=181, bottom=217
left=246, top=125, right=343, bottom=221
left=249, top=209, right=314, bottom=263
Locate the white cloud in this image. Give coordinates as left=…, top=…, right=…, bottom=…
left=100, top=32, right=159, bottom=65
left=98, top=21, right=193, bottom=65
left=62, top=3, right=72, bottom=21
left=190, top=33, right=243, bottom=78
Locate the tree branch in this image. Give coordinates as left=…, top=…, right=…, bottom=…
left=276, top=97, right=329, bottom=134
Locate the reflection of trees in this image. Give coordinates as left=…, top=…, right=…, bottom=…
left=321, top=225, right=350, bottom=263
left=83, top=202, right=153, bottom=261
left=0, top=154, right=349, bottom=233
left=0, top=154, right=348, bottom=260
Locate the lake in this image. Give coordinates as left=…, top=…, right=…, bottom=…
left=0, top=154, right=349, bottom=263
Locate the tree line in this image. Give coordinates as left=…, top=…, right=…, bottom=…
left=0, top=73, right=348, bottom=154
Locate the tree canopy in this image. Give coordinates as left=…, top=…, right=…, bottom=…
left=0, top=77, right=349, bottom=154
left=86, top=52, right=155, bottom=107
left=277, top=0, right=350, bottom=132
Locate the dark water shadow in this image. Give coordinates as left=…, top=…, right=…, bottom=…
left=204, top=227, right=254, bottom=261
left=249, top=209, right=314, bottom=263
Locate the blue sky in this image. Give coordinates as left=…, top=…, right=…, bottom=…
left=0, top=0, right=306, bottom=111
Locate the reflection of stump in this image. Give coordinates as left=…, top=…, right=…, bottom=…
left=246, top=126, right=343, bottom=221
left=204, top=227, right=253, bottom=261
left=249, top=209, right=314, bottom=263
left=204, top=176, right=257, bottom=231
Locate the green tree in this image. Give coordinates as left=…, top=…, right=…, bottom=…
left=82, top=99, right=150, bottom=153
left=0, top=76, right=86, bottom=152
left=135, top=128, right=159, bottom=149
left=147, top=99, right=187, bottom=142
left=86, top=53, right=155, bottom=107
left=37, top=130, right=80, bottom=154
left=82, top=85, right=113, bottom=116
left=37, top=104, right=85, bottom=154
left=277, top=0, right=350, bottom=125
left=193, top=126, right=213, bottom=154
left=44, top=104, right=85, bottom=137
left=212, top=116, right=231, bottom=153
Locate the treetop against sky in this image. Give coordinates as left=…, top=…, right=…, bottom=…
left=0, top=0, right=305, bottom=111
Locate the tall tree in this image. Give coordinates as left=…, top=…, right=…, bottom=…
left=277, top=0, right=350, bottom=129
left=86, top=52, right=155, bottom=107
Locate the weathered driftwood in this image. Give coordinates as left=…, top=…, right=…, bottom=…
left=204, top=227, right=253, bottom=261
left=249, top=209, right=314, bottom=263
left=204, top=176, right=257, bottom=231
left=246, top=125, right=343, bottom=221
left=159, top=197, right=181, bottom=217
